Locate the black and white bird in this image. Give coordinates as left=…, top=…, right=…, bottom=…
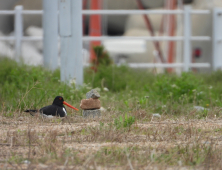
left=24, top=96, right=78, bottom=118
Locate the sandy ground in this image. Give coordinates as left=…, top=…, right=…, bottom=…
left=0, top=116, right=222, bottom=169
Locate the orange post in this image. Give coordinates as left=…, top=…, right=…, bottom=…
left=166, top=0, right=176, bottom=73
left=89, top=0, right=101, bottom=63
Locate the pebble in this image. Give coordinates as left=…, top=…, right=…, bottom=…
left=152, top=113, right=161, bottom=118
left=80, top=98, right=101, bottom=110
left=86, top=89, right=100, bottom=99
left=83, top=109, right=101, bottom=118
left=194, top=106, right=209, bottom=111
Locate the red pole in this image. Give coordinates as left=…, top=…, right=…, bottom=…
left=89, top=0, right=101, bottom=63
left=135, top=0, right=165, bottom=63
left=166, top=0, right=176, bottom=73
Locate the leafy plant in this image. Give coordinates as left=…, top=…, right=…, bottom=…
left=93, top=45, right=112, bottom=67
left=196, top=109, right=209, bottom=119
left=114, top=113, right=135, bottom=129
left=85, top=65, right=130, bottom=92
left=123, top=113, right=135, bottom=128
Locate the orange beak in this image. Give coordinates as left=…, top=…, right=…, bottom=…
left=63, top=101, right=79, bottom=111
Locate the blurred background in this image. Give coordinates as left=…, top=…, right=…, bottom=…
left=0, top=0, right=221, bottom=73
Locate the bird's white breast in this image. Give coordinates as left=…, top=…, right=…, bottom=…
left=63, top=107, right=67, bottom=116
left=41, top=114, right=55, bottom=119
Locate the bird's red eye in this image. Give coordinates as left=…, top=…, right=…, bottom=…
left=59, top=97, right=62, bottom=100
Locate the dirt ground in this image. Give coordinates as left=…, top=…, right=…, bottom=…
left=0, top=115, right=222, bottom=169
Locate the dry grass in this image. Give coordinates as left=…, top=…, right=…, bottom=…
left=1, top=109, right=222, bottom=170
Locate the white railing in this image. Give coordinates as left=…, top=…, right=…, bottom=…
left=0, top=6, right=216, bottom=74
left=0, top=10, right=43, bottom=15
left=82, top=9, right=210, bottom=15
left=127, top=63, right=211, bottom=68
left=81, top=7, right=211, bottom=71
left=82, top=36, right=211, bottom=41
left=0, top=6, right=43, bottom=62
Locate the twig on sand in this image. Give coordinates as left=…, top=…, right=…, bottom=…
left=0, top=143, right=37, bottom=146
left=125, top=148, right=134, bottom=170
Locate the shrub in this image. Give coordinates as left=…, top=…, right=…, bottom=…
left=145, top=73, right=203, bottom=102
left=85, top=65, right=130, bottom=92
left=93, top=45, right=112, bottom=66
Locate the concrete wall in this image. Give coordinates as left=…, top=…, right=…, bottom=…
left=0, top=0, right=18, bottom=33
left=14, top=0, right=42, bottom=31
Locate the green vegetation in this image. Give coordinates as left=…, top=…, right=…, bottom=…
left=93, top=45, right=112, bottom=66
left=0, top=57, right=222, bottom=113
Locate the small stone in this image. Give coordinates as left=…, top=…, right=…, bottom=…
left=86, top=89, right=100, bottom=99
left=152, top=113, right=161, bottom=118
left=100, top=107, right=106, bottom=112
left=22, top=160, right=31, bottom=164
left=17, top=117, right=24, bottom=121
left=103, top=87, right=109, bottom=91
left=39, top=164, right=48, bottom=168
left=194, top=106, right=209, bottom=111
left=83, top=109, right=101, bottom=117
left=80, top=98, right=101, bottom=110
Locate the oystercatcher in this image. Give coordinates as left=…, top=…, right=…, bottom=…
left=24, top=96, right=78, bottom=118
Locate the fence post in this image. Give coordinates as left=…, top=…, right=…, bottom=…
left=59, top=0, right=83, bottom=87
left=14, top=5, right=23, bottom=62
left=212, top=8, right=222, bottom=71
left=183, top=6, right=192, bottom=72
left=72, top=0, right=83, bottom=87
left=43, top=0, right=58, bottom=70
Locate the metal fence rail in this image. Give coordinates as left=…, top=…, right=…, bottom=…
left=82, top=9, right=210, bottom=15
left=128, top=63, right=211, bottom=68
left=82, top=36, right=211, bottom=41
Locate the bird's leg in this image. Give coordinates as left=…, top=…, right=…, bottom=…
left=40, top=114, right=44, bottom=122
left=66, top=116, right=72, bottom=127
left=60, top=117, right=66, bottom=125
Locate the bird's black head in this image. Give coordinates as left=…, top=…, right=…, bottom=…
left=52, top=96, right=64, bottom=107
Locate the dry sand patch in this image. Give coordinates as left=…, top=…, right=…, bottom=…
left=0, top=118, right=222, bottom=169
